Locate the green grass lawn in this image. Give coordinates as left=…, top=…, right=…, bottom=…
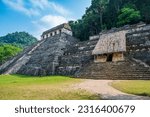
left=111, top=80, right=150, bottom=97
left=0, top=75, right=100, bottom=100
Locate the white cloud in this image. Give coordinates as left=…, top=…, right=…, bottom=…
left=2, top=0, right=71, bottom=16
left=40, top=15, right=68, bottom=27
left=29, top=0, right=70, bottom=16
left=2, top=0, right=40, bottom=16
left=2, top=0, right=74, bottom=39
left=32, top=14, right=69, bottom=39
left=48, top=2, right=70, bottom=16
left=29, top=0, right=50, bottom=11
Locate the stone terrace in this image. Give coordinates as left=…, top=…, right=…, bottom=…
left=56, top=39, right=99, bottom=76
left=77, top=59, right=150, bottom=80
left=126, top=25, right=150, bottom=65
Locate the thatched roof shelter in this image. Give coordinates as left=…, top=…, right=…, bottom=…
left=92, top=31, right=127, bottom=55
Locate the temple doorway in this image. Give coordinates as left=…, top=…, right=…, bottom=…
left=107, top=54, right=113, bottom=62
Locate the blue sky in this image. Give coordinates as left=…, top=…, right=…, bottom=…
left=0, top=0, right=91, bottom=39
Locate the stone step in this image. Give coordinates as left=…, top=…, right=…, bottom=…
left=84, top=76, right=150, bottom=79
left=81, top=69, right=150, bottom=72
left=83, top=77, right=150, bottom=80
left=83, top=76, right=150, bottom=78
left=84, top=73, right=150, bottom=76
left=84, top=70, right=150, bottom=73
left=82, top=76, right=150, bottom=79
left=82, top=71, right=150, bottom=74
left=78, top=59, right=150, bottom=80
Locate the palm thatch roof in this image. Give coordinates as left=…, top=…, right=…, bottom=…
left=92, top=31, right=127, bottom=55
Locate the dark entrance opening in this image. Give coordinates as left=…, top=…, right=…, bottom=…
left=107, top=54, right=113, bottom=62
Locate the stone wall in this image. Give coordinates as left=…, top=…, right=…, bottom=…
left=94, top=52, right=124, bottom=63
left=126, top=25, right=150, bottom=65
left=113, top=52, right=124, bottom=62
left=62, top=28, right=73, bottom=36
left=94, top=55, right=107, bottom=63
left=89, top=35, right=99, bottom=40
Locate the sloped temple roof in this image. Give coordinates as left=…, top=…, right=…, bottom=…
left=92, top=31, right=127, bottom=55
left=42, top=23, right=72, bottom=36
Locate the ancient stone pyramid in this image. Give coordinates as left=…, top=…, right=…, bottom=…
left=0, top=33, right=78, bottom=76
left=0, top=23, right=150, bottom=80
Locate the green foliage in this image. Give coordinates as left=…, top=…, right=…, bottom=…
left=69, top=0, right=109, bottom=41
left=0, top=32, right=37, bottom=64
left=141, top=5, right=150, bottom=23
left=0, top=44, right=22, bottom=64
left=117, top=7, right=141, bottom=26
left=0, top=32, right=37, bottom=48
left=69, top=0, right=150, bottom=41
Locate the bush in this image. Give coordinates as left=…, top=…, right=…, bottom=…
left=0, top=44, right=22, bottom=64
left=117, top=7, right=141, bottom=26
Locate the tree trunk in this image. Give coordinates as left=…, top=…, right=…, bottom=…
left=100, top=13, right=103, bottom=30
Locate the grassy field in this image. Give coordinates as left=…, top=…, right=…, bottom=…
left=0, top=75, right=100, bottom=100
left=111, top=80, right=150, bottom=97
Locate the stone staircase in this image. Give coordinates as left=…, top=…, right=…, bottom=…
left=56, top=39, right=98, bottom=76
left=17, top=33, right=78, bottom=76
left=77, top=59, right=150, bottom=80
left=0, top=39, right=46, bottom=74
left=0, top=33, right=78, bottom=76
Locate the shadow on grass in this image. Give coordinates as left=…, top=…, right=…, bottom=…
left=11, top=74, right=31, bottom=78
left=11, top=74, right=63, bottom=79
left=137, top=93, right=150, bottom=97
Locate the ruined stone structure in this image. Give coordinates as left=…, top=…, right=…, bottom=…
left=126, top=25, right=150, bottom=65
left=41, top=23, right=72, bottom=39
left=0, top=23, right=150, bottom=80
left=77, top=23, right=150, bottom=79
left=0, top=24, right=77, bottom=76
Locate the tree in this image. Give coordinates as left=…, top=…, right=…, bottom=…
left=69, top=0, right=149, bottom=41
left=117, top=7, right=141, bottom=26
left=90, top=0, right=109, bottom=30
left=141, top=5, right=150, bottom=23
left=0, top=32, right=37, bottom=48
left=0, top=44, right=22, bottom=64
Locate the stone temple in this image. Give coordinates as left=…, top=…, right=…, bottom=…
left=0, top=23, right=150, bottom=80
